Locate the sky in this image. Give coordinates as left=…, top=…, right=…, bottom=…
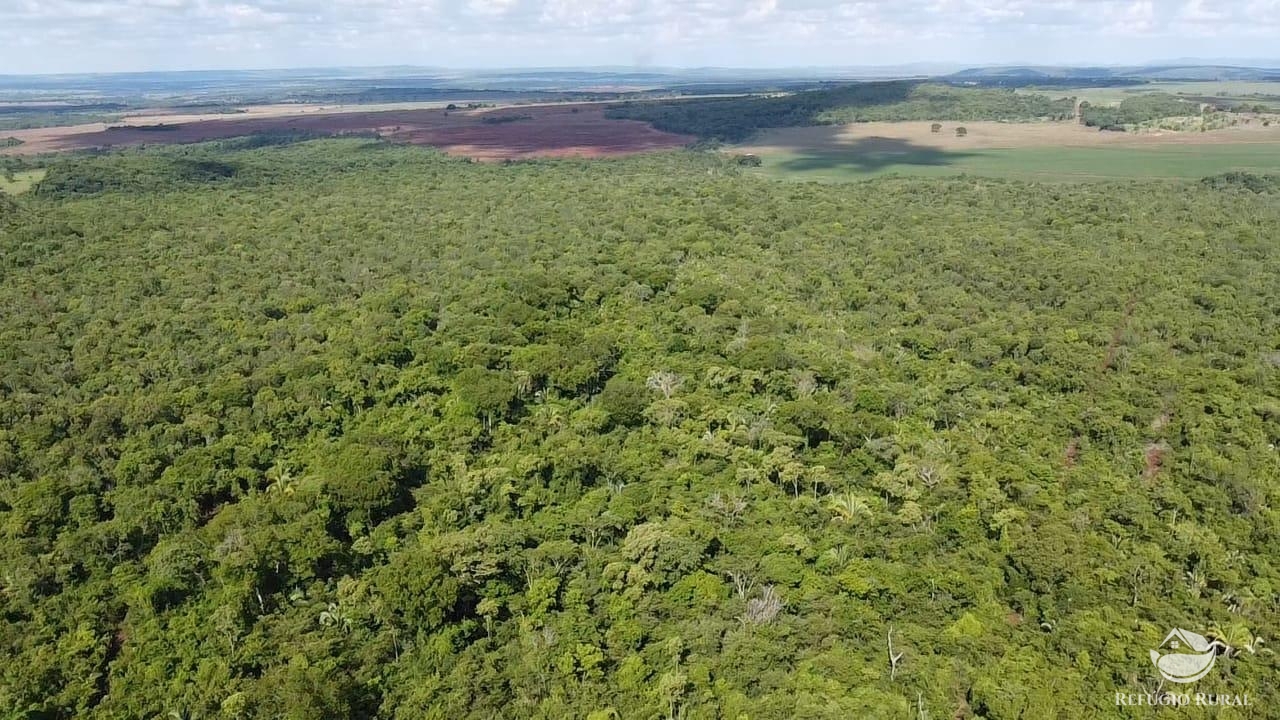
left=2, top=0, right=1279, bottom=75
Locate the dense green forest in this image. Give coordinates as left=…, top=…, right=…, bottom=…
left=2, top=140, right=1279, bottom=718
left=813, top=84, right=1075, bottom=125
left=606, top=82, right=1075, bottom=141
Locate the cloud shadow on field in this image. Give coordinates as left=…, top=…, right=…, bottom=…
left=771, top=136, right=983, bottom=176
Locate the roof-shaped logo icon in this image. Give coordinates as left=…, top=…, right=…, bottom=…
left=1150, top=628, right=1225, bottom=683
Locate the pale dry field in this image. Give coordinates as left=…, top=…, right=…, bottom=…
left=737, top=120, right=1280, bottom=154
left=0, top=101, right=472, bottom=154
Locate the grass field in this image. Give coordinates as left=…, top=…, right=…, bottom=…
left=748, top=143, right=1280, bottom=182
left=736, top=120, right=1280, bottom=182
left=1018, top=81, right=1280, bottom=107
left=0, top=169, right=44, bottom=194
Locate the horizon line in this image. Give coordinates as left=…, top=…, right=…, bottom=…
left=4, top=58, right=1280, bottom=79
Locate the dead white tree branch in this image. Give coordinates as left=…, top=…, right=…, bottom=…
left=888, top=626, right=904, bottom=682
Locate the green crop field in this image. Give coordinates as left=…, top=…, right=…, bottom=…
left=0, top=168, right=44, bottom=195
left=1018, top=81, right=1280, bottom=108
left=750, top=142, right=1280, bottom=182
left=1147, top=80, right=1280, bottom=97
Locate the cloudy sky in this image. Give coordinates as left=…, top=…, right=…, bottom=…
left=2, top=0, right=1279, bottom=74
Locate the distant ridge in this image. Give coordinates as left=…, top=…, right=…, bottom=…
left=949, top=64, right=1280, bottom=83
left=2, top=64, right=1277, bottom=101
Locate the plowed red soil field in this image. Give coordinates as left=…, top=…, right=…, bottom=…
left=1, top=104, right=692, bottom=160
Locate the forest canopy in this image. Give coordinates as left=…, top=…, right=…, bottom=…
left=1, top=140, right=1278, bottom=718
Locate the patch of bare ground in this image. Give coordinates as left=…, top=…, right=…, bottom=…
left=1143, top=442, right=1171, bottom=482
left=738, top=120, right=1280, bottom=154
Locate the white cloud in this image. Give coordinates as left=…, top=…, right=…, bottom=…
left=0, top=0, right=1277, bottom=73
left=1096, top=0, right=1156, bottom=35
left=467, top=0, right=520, bottom=17
left=743, top=0, right=779, bottom=22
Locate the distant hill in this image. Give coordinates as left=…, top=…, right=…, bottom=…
left=949, top=66, right=1118, bottom=81
left=950, top=64, right=1280, bottom=84
left=4, top=64, right=1279, bottom=110
left=1132, top=65, right=1280, bottom=81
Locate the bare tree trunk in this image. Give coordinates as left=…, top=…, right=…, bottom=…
left=887, top=627, right=904, bottom=682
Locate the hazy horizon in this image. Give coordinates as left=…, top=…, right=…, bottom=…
left=3, top=59, right=1280, bottom=81
left=4, top=1, right=1280, bottom=75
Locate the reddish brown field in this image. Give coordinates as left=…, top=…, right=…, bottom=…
left=0, top=104, right=692, bottom=160
left=392, top=105, right=693, bottom=160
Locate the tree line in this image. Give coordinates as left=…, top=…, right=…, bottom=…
left=606, top=82, right=1075, bottom=141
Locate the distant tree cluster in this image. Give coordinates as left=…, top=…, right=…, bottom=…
left=35, top=153, right=239, bottom=198
left=214, top=129, right=331, bottom=150
left=0, top=110, right=123, bottom=131
left=606, top=81, right=1075, bottom=142
left=816, top=84, right=1075, bottom=125
left=1080, top=93, right=1202, bottom=130
left=1200, top=171, right=1280, bottom=193
left=481, top=114, right=534, bottom=125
